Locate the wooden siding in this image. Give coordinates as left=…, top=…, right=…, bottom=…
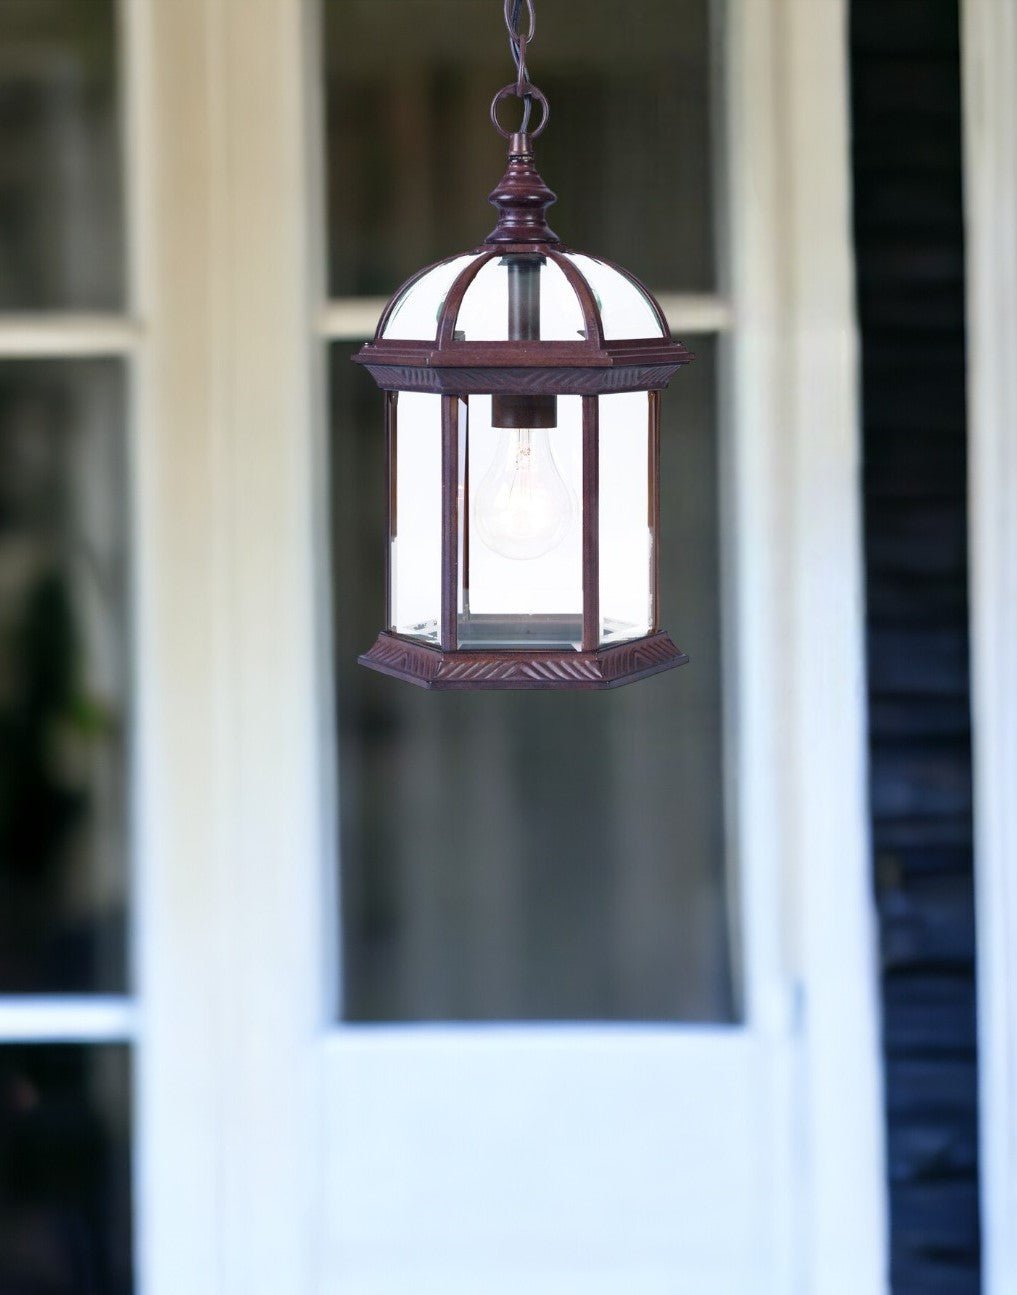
left=850, top=3, right=981, bottom=1293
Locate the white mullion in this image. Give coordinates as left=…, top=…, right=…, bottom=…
left=0, top=996, right=136, bottom=1043
left=0, top=314, right=142, bottom=358
left=317, top=292, right=733, bottom=342
left=119, top=0, right=152, bottom=1011
left=119, top=0, right=150, bottom=325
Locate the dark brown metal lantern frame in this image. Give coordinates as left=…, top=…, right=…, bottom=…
left=354, top=130, right=694, bottom=690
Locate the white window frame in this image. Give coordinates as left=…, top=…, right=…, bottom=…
left=0, top=0, right=886, bottom=1290
left=962, top=5, right=1017, bottom=1294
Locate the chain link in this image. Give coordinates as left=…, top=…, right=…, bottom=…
left=500, top=0, right=538, bottom=134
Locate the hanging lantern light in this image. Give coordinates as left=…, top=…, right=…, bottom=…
left=354, top=0, right=693, bottom=690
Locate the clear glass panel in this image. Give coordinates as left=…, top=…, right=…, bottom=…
left=331, top=339, right=730, bottom=1021
left=600, top=391, right=653, bottom=644
left=0, top=360, right=128, bottom=993
left=0, top=0, right=124, bottom=311
left=380, top=254, right=480, bottom=341
left=459, top=395, right=582, bottom=648
left=0, top=1044, right=132, bottom=1294
left=390, top=391, right=442, bottom=642
left=566, top=253, right=666, bottom=340
left=323, top=0, right=715, bottom=294
left=455, top=256, right=586, bottom=342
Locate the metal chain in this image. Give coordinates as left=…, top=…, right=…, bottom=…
left=491, top=0, right=547, bottom=140
left=504, top=0, right=536, bottom=133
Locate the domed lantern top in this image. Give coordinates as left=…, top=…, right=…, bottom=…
left=378, top=247, right=668, bottom=348
left=353, top=15, right=694, bottom=690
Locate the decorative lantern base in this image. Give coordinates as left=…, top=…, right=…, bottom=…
left=359, top=630, right=689, bottom=691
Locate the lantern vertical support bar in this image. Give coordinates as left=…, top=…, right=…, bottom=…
left=384, top=391, right=396, bottom=630
left=581, top=395, right=600, bottom=651
left=440, top=394, right=460, bottom=650
left=462, top=420, right=471, bottom=618
left=649, top=389, right=662, bottom=632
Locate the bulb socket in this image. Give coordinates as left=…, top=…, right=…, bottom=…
left=492, top=393, right=557, bottom=428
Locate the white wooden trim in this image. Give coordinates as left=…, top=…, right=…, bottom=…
left=131, top=2, right=328, bottom=1293
left=0, top=315, right=142, bottom=356
left=0, top=997, right=136, bottom=1041
left=961, top=5, right=1017, bottom=1292
left=727, top=1, right=887, bottom=1290
left=655, top=293, right=735, bottom=333
left=320, top=1027, right=786, bottom=1295
left=317, top=293, right=734, bottom=341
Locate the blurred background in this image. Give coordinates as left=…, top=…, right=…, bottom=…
left=0, top=0, right=989, bottom=1292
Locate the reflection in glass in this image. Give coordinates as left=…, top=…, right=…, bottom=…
left=0, top=361, right=129, bottom=992
left=0, top=1045, right=132, bottom=1295
left=0, top=0, right=124, bottom=310
left=332, top=340, right=731, bottom=1022
left=323, top=0, right=714, bottom=296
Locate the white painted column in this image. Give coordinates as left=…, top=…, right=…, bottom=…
left=784, top=4, right=887, bottom=1290
left=129, top=0, right=330, bottom=1291
left=728, top=1, right=888, bottom=1290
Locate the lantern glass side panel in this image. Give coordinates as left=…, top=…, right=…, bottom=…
left=562, top=252, right=666, bottom=339
left=389, top=391, right=442, bottom=643
left=381, top=254, right=480, bottom=341
left=454, top=255, right=586, bottom=342
left=457, top=393, right=584, bottom=649
left=599, top=390, right=655, bottom=645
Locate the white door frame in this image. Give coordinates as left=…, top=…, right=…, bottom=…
left=127, top=0, right=886, bottom=1291
left=961, top=5, right=1017, bottom=1293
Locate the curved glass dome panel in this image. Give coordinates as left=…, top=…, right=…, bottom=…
left=564, top=252, right=666, bottom=340
left=381, top=253, right=481, bottom=340
left=454, top=254, right=587, bottom=342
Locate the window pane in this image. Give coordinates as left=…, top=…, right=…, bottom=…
left=0, top=1044, right=132, bottom=1295
left=331, top=338, right=731, bottom=1021
left=0, top=361, right=129, bottom=992
left=323, top=0, right=715, bottom=296
left=0, top=0, right=124, bottom=311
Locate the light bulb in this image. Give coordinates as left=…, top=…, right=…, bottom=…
left=474, top=427, right=575, bottom=561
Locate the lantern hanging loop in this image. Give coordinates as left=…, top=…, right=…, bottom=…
left=490, top=83, right=549, bottom=139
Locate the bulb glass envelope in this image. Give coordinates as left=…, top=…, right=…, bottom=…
left=353, top=148, right=695, bottom=690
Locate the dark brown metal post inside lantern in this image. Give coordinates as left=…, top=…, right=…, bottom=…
left=353, top=2, right=694, bottom=690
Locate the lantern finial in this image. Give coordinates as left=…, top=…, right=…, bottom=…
left=485, top=137, right=560, bottom=245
